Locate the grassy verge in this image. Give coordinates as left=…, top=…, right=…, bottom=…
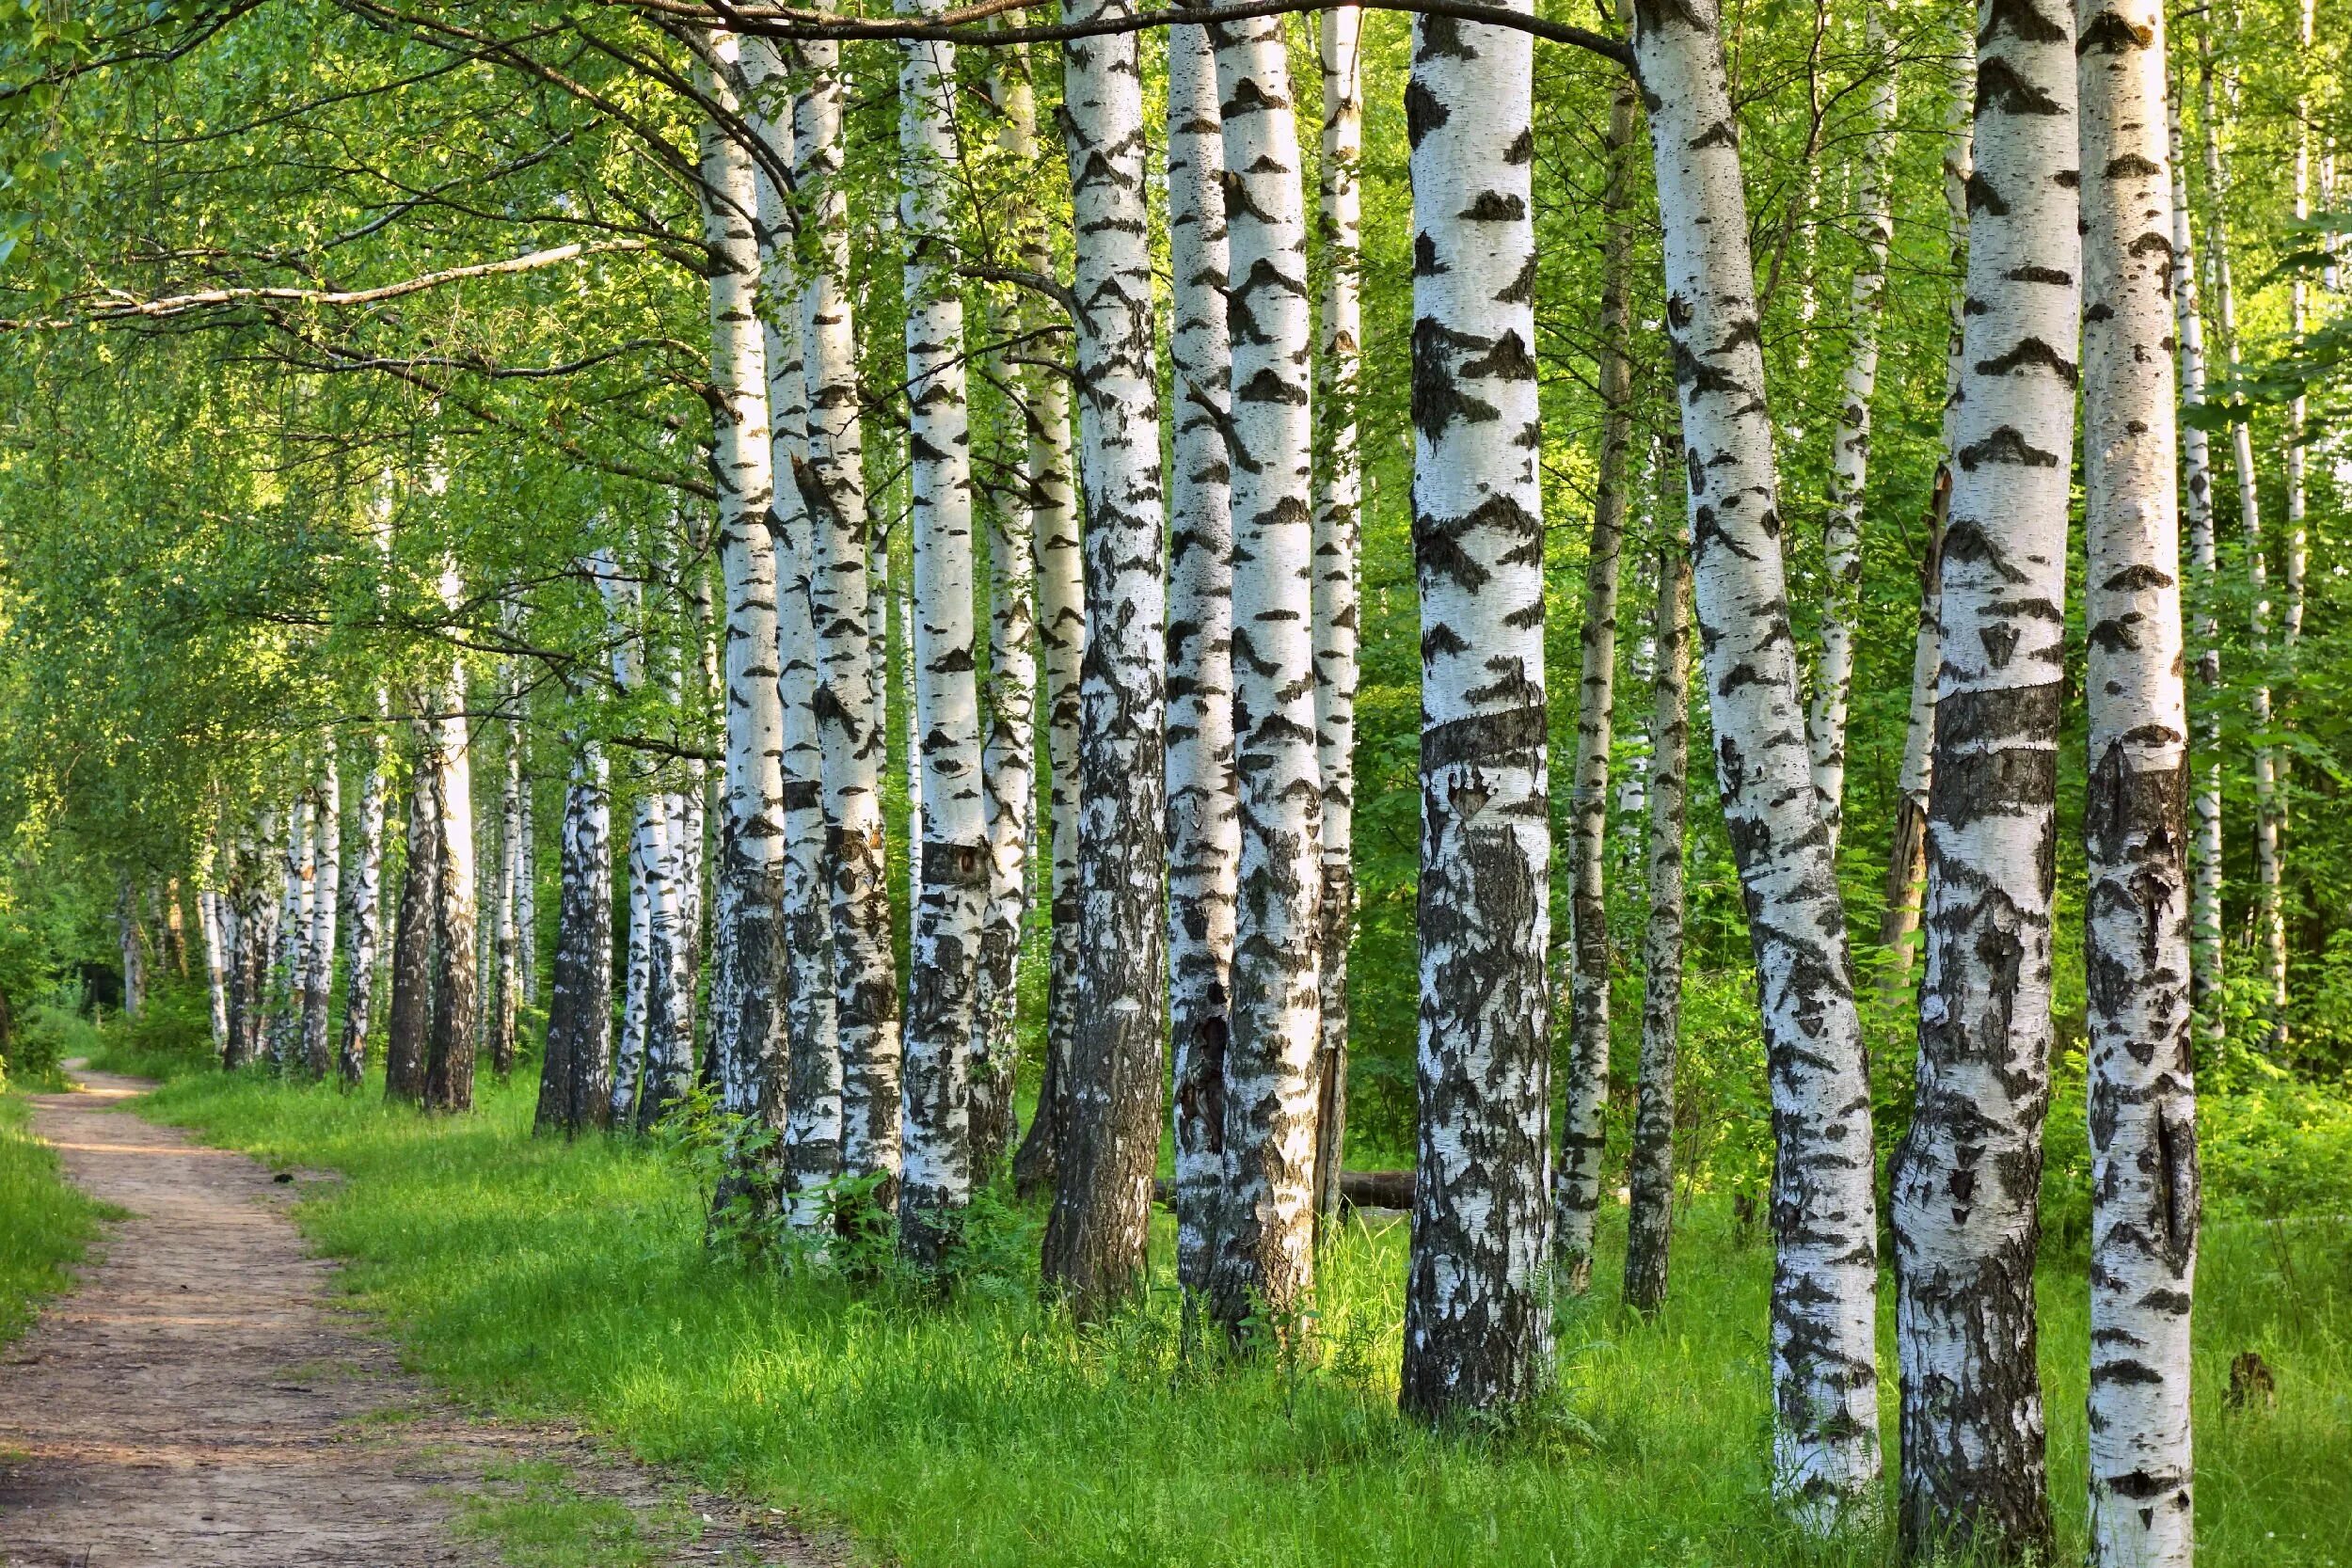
left=88, top=1038, right=2352, bottom=1568
left=0, top=1088, right=111, bottom=1350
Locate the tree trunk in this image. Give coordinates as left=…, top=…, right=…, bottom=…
left=514, top=723, right=537, bottom=1017
left=1623, top=444, right=1691, bottom=1315
left=2079, top=8, right=2199, bottom=1560
left=384, top=748, right=438, bottom=1103
left=2197, top=40, right=2285, bottom=1052
left=1165, top=20, right=1238, bottom=1307
left=340, top=724, right=389, bottom=1088
left=1397, top=2, right=1553, bottom=1421
left=1892, top=0, right=2079, bottom=1549
left=1631, top=0, right=1882, bottom=1516
left=160, top=880, right=187, bottom=978
left=492, top=687, right=521, bottom=1079
left=200, top=881, right=230, bottom=1056
left=301, top=741, right=341, bottom=1081
left=2168, top=84, right=2224, bottom=1051
left=749, top=40, right=843, bottom=1223
left=116, top=876, right=147, bottom=1022
left=893, top=5, right=989, bottom=1264
left=269, top=793, right=312, bottom=1070
left=1199, top=6, right=1322, bottom=1339
left=614, top=787, right=661, bottom=1128
left=799, top=28, right=902, bottom=1195
left=538, top=683, right=614, bottom=1136
left=426, top=625, right=479, bottom=1114
left=639, top=540, right=698, bottom=1128
left=1555, top=31, right=1637, bottom=1292
left=1040, top=0, right=1168, bottom=1318
left=1803, top=0, right=1898, bottom=847
left=1308, top=0, right=1365, bottom=1243
left=970, top=42, right=1043, bottom=1183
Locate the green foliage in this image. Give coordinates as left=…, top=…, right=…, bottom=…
left=0, top=1088, right=107, bottom=1349
left=92, top=1056, right=2352, bottom=1567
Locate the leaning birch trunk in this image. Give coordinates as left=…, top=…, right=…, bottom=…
left=426, top=609, right=479, bottom=1114
left=1165, top=20, right=1238, bottom=1306
left=1554, top=33, right=1637, bottom=1291
left=1010, top=282, right=1085, bottom=1203
left=2198, top=40, right=2284, bottom=1051
left=746, top=40, right=843, bottom=1219
left=1397, top=1, right=1552, bottom=1420
left=697, top=38, right=789, bottom=1210
left=894, top=4, right=989, bottom=1262
left=799, top=27, right=902, bottom=1194
left=1040, top=0, right=1168, bottom=1317
left=1880, top=38, right=1973, bottom=982
left=1892, top=0, right=2079, bottom=1550
left=536, top=725, right=614, bottom=1135
left=1201, top=6, right=1322, bottom=1338
left=301, top=740, right=342, bottom=1080
left=970, top=41, right=1043, bottom=1181
left=2078, top=8, right=2199, bottom=1560
left=1623, top=461, right=1691, bottom=1315
left=1803, top=0, right=1898, bottom=846
left=1631, top=0, right=1882, bottom=1515
left=1308, top=0, right=1364, bottom=1238
left=2169, top=87, right=2225, bottom=1049
left=385, top=738, right=439, bottom=1102
left=340, top=721, right=389, bottom=1087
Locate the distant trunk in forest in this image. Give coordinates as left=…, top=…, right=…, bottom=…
left=492, top=693, right=520, bottom=1079
left=340, top=721, right=389, bottom=1088
left=1632, top=0, right=1882, bottom=1518
left=1164, top=19, right=1238, bottom=1307
left=1555, top=29, right=1636, bottom=1292
left=1040, top=0, right=1169, bottom=1319
left=1623, top=447, right=1691, bottom=1316
left=1398, top=0, right=1553, bottom=1421
left=425, top=620, right=478, bottom=1114
left=1309, top=0, right=1364, bottom=1239
left=116, top=877, right=147, bottom=1022
left=385, top=730, right=439, bottom=1104
left=301, top=741, right=341, bottom=1081
left=514, top=724, right=537, bottom=1017
left=799, top=23, right=903, bottom=1196
left=2079, top=7, right=2199, bottom=1562
left=1892, top=0, right=2079, bottom=1548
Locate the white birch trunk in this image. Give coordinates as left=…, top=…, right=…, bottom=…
left=1309, top=0, right=1365, bottom=1237
left=514, top=726, right=536, bottom=1015
left=1039, top=0, right=1168, bottom=1316
left=2079, top=7, right=2199, bottom=1560
left=199, top=881, right=230, bottom=1056
left=2284, top=0, right=2312, bottom=664
left=116, top=876, right=147, bottom=1022
left=538, top=723, right=614, bottom=1134
left=270, top=793, right=312, bottom=1069
left=340, top=720, right=389, bottom=1087
left=302, top=740, right=341, bottom=1080
left=427, top=587, right=479, bottom=1113
left=895, top=2, right=988, bottom=1260
left=798, top=28, right=901, bottom=1188
left=1165, top=20, right=1238, bottom=1304
left=1201, top=6, right=1321, bottom=1337
left=2169, top=86, right=2225, bottom=1048
left=493, top=688, right=521, bottom=1078
left=384, top=739, right=437, bottom=1101
left=1397, top=1, right=1553, bottom=1420
left=1803, top=0, right=1898, bottom=847
left=1631, top=0, right=1881, bottom=1515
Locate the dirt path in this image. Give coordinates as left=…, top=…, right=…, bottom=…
left=0, top=1067, right=841, bottom=1568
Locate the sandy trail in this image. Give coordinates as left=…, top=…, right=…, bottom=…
left=0, top=1066, right=837, bottom=1567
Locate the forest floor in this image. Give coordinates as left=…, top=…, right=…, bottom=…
left=0, top=1066, right=845, bottom=1568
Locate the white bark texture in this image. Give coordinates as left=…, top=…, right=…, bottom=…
left=492, top=698, right=521, bottom=1078
left=340, top=722, right=389, bottom=1088
left=1630, top=0, right=1881, bottom=1516
left=538, top=717, right=614, bottom=1134
left=426, top=597, right=478, bottom=1114
left=1039, top=0, right=1169, bottom=1317
left=1554, top=46, right=1636, bottom=1291
left=199, top=880, right=230, bottom=1055
left=895, top=3, right=988, bottom=1261
left=269, top=794, right=312, bottom=1070
left=746, top=40, right=843, bottom=1218
left=384, top=742, right=437, bottom=1101
left=1309, top=1, right=1364, bottom=1235
left=1201, top=5, right=1322, bottom=1338
left=514, top=725, right=537, bottom=1015
left=1397, top=2, right=1553, bottom=1421
left=302, top=741, right=342, bottom=1080
left=1893, top=0, right=2080, bottom=1546
left=2080, top=7, right=2199, bottom=1561
left=1803, top=0, right=1898, bottom=847
left=2169, top=87, right=2224, bottom=1047
left=799, top=30, right=902, bottom=1188
left=1165, top=20, right=1239, bottom=1304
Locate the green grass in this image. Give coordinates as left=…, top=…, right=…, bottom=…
left=452, top=1457, right=699, bottom=1568
left=0, top=1088, right=111, bottom=1350
left=87, top=1041, right=2352, bottom=1568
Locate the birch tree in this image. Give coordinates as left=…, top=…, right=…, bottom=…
left=300, top=739, right=341, bottom=1080
left=1164, top=18, right=1238, bottom=1306
left=491, top=700, right=521, bottom=1078
left=1893, top=0, right=2080, bottom=1545
left=2079, top=5, right=2199, bottom=1560
left=340, top=717, right=389, bottom=1087
left=268, top=791, right=311, bottom=1069
left=1309, top=0, right=1364, bottom=1234
left=1040, top=0, right=1169, bottom=1316
left=385, top=737, right=437, bottom=1102
left=425, top=588, right=479, bottom=1113
left=1630, top=0, right=1881, bottom=1515
left=1398, top=0, right=1553, bottom=1420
